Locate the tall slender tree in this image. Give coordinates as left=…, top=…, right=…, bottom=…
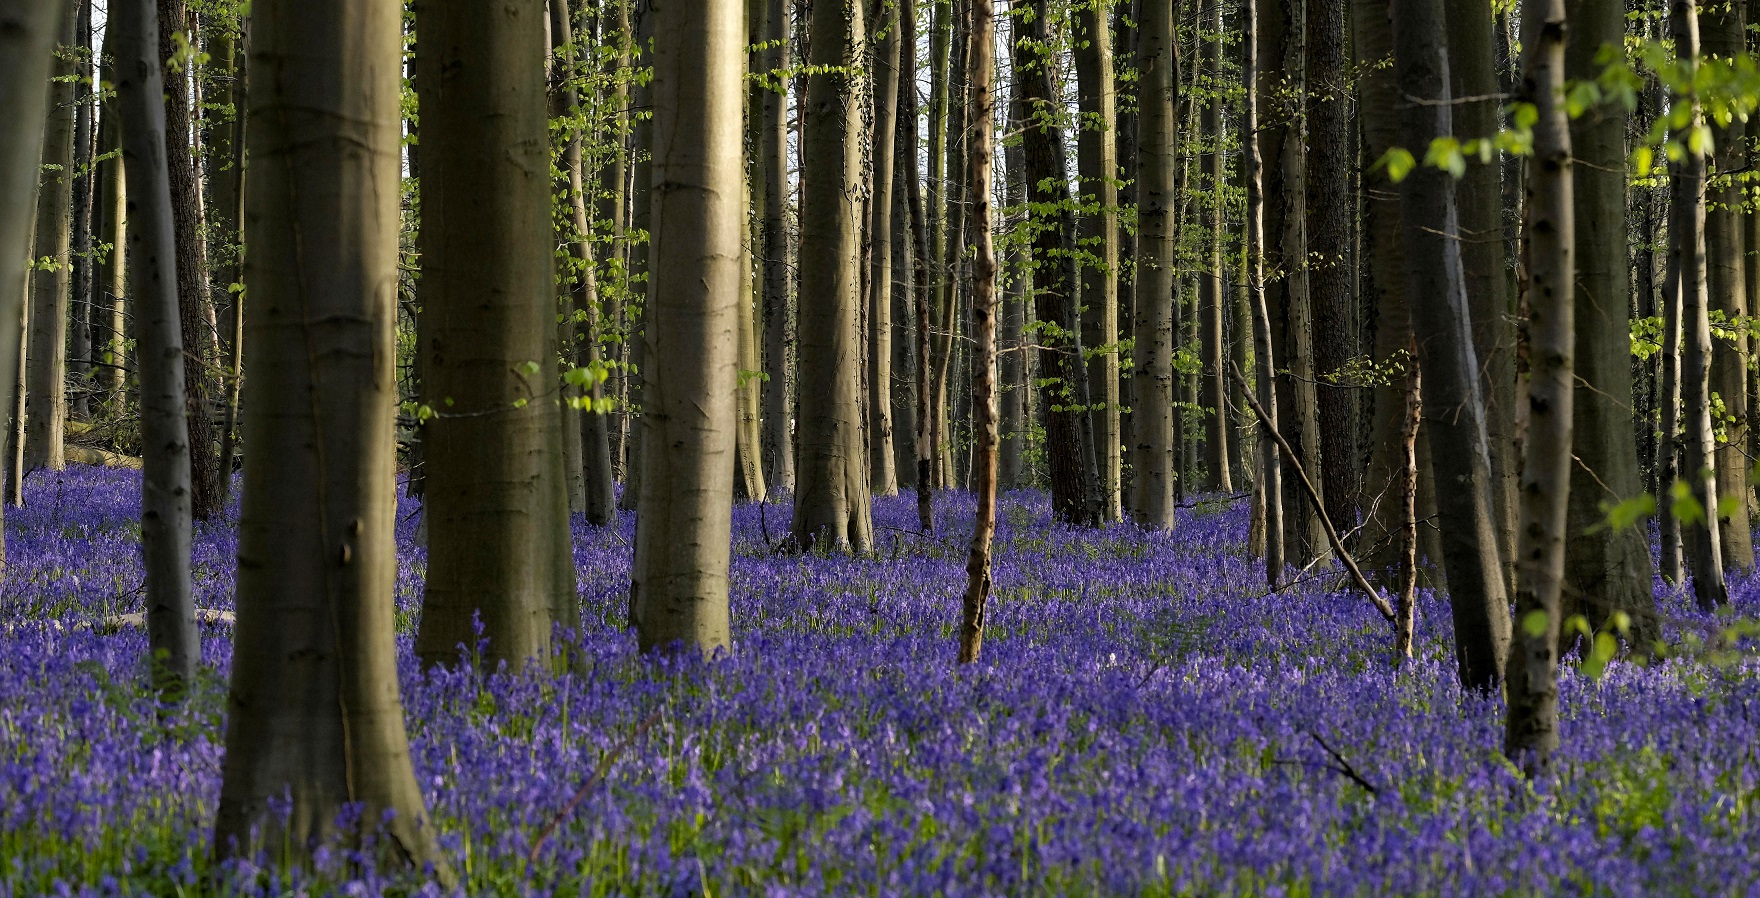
left=1391, top=0, right=1512, bottom=690
left=1131, top=0, right=1177, bottom=528
left=906, top=0, right=936, bottom=529
left=1245, top=0, right=1283, bottom=586
left=1307, top=0, right=1357, bottom=529
left=867, top=0, right=901, bottom=497
left=413, top=0, right=577, bottom=669
left=24, top=0, right=78, bottom=475
left=758, top=0, right=793, bottom=494
left=959, top=0, right=999, bottom=664
left=1504, top=0, right=1572, bottom=778
left=0, top=0, right=66, bottom=564
left=1560, top=0, right=1658, bottom=639
left=791, top=0, right=874, bottom=553
left=1074, top=0, right=1122, bottom=521
left=1200, top=0, right=1230, bottom=492
left=629, top=0, right=745, bottom=654
left=1019, top=0, right=1102, bottom=527
left=214, top=0, right=443, bottom=867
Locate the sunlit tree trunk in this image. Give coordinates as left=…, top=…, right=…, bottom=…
left=1671, top=0, right=1729, bottom=611
left=414, top=0, right=577, bottom=669
left=1391, top=0, right=1512, bottom=690
left=92, top=60, right=128, bottom=403
left=1131, top=0, right=1177, bottom=528
left=1245, top=0, right=1283, bottom=586
left=0, top=0, right=66, bottom=564
left=863, top=0, right=900, bottom=497
left=1075, top=0, right=1121, bottom=522
left=958, top=0, right=998, bottom=663
left=1504, top=0, right=1572, bottom=777
left=214, top=0, right=444, bottom=868
left=67, top=0, right=91, bottom=422
left=628, top=0, right=744, bottom=654
left=24, top=0, right=77, bottom=475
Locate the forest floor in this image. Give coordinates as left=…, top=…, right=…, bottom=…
left=3, top=467, right=1759, bottom=896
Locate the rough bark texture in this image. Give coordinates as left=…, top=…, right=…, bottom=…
left=628, top=0, right=744, bottom=654
left=414, top=0, right=577, bottom=669
left=791, top=0, right=874, bottom=553
left=1700, top=0, right=1753, bottom=572
left=958, top=0, right=997, bottom=664
left=759, top=0, right=794, bottom=495
left=157, top=0, right=222, bottom=521
left=0, top=0, right=66, bottom=564
left=1390, top=0, right=1513, bottom=691
left=1074, top=0, right=1121, bottom=521
left=1504, top=0, right=1572, bottom=778
left=214, top=0, right=443, bottom=867
left=24, top=0, right=77, bottom=475
left=1307, top=0, right=1357, bottom=531
left=1019, top=0, right=1101, bottom=528
left=1671, top=0, right=1729, bottom=611
left=1131, top=0, right=1177, bottom=528
left=1559, top=0, right=1659, bottom=640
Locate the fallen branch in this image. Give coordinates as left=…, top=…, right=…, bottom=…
left=1307, top=730, right=1379, bottom=796
left=1228, top=361, right=1396, bottom=623
left=528, top=707, right=665, bottom=863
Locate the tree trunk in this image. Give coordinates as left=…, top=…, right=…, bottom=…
left=959, top=0, right=998, bottom=664
left=758, top=0, right=793, bottom=496
left=414, top=0, right=577, bottom=669
left=24, top=0, right=78, bottom=476
left=598, top=0, right=631, bottom=477
left=1246, top=0, right=1284, bottom=587
left=1074, top=0, right=1121, bottom=521
left=1391, top=0, right=1513, bottom=690
left=209, top=19, right=246, bottom=500
left=1671, top=0, right=1729, bottom=611
left=93, top=63, right=128, bottom=403
left=1659, top=138, right=1686, bottom=587
left=1700, top=0, right=1753, bottom=572
left=617, top=4, right=655, bottom=512
left=866, top=0, right=900, bottom=497
left=68, top=0, right=91, bottom=422
left=927, top=0, right=951, bottom=489
left=1019, top=0, right=1101, bottom=527
left=999, top=76, right=1027, bottom=491
left=1307, top=0, right=1358, bottom=531
left=1131, top=0, right=1178, bottom=528
left=157, top=0, right=222, bottom=521
left=552, top=0, right=616, bottom=526
left=215, top=0, right=444, bottom=868
left=629, top=0, right=743, bottom=653
left=0, top=0, right=66, bottom=562
left=934, top=5, right=968, bottom=490
left=791, top=0, right=874, bottom=553
left=1504, top=0, right=1572, bottom=777
left=1559, top=0, right=1660, bottom=640
left=903, top=0, right=934, bottom=529
left=1200, top=0, right=1230, bottom=492
left=1448, top=0, right=1518, bottom=586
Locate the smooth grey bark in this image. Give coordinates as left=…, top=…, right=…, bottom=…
left=0, top=0, right=66, bottom=554
left=758, top=0, right=793, bottom=495
left=1131, top=0, right=1177, bottom=528
left=1504, top=0, right=1572, bottom=778
left=552, top=0, right=616, bottom=526
left=1699, top=0, right=1752, bottom=572
left=1671, top=0, right=1728, bottom=611
left=93, top=68, right=127, bottom=401
left=628, top=0, right=743, bottom=654
left=414, top=0, right=577, bottom=669
left=790, top=0, right=874, bottom=553
left=68, top=0, right=90, bottom=421
left=1390, top=0, right=1513, bottom=690
left=215, top=0, right=444, bottom=867
left=1560, top=0, right=1659, bottom=639
left=24, top=0, right=77, bottom=475
left=1074, top=0, right=1121, bottom=521
left=1659, top=148, right=1686, bottom=587
left=110, top=0, right=195, bottom=701
left=1019, top=0, right=1101, bottom=527
left=866, top=0, right=899, bottom=497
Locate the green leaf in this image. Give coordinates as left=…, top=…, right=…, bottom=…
left=1374, top=147, right=1417, bottom=183
left=1631, top=145, right=1655, bottom=177
left=1522, top=610, right=1551, bottom=638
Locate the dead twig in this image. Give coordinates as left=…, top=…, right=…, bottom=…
left=528, top=707, right=665, bottom=863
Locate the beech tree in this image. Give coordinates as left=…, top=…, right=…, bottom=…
left=1130, top=0, right=1177, bottom=529
left=215, top=0, right=444, bottom=867
left=628, top=0, right=745, bottom=654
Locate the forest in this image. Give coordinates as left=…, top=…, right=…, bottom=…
left=2, top=0, right=1759, bottom=893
